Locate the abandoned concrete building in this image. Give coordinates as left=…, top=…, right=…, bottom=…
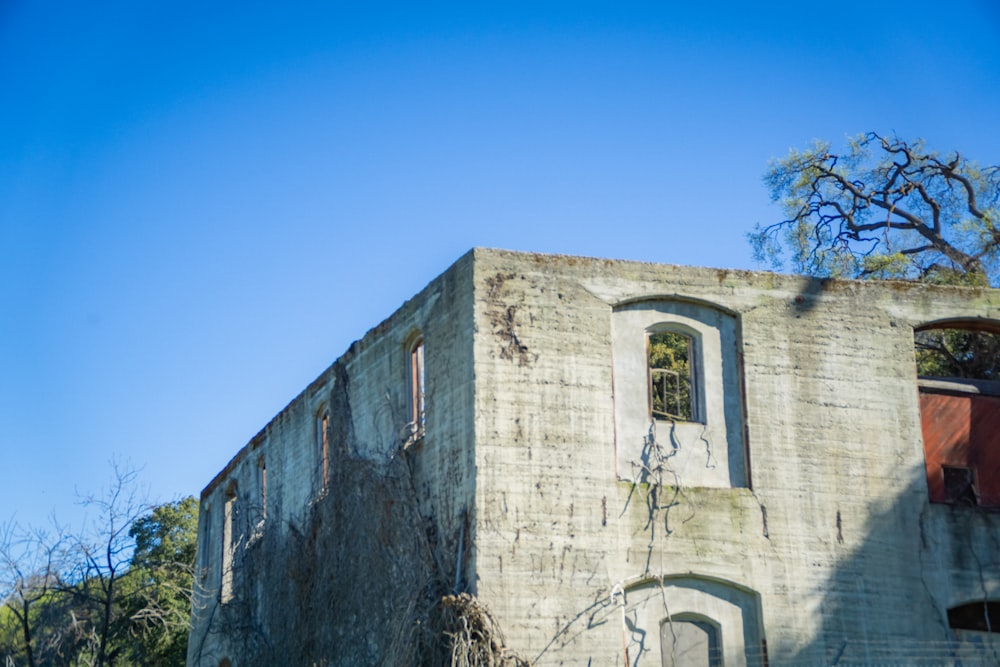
left=187, top=248, right=1000, bottom=666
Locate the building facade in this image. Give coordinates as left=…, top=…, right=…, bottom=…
left=187, top=248, right=1000, bottom=666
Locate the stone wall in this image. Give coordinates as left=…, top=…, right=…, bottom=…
left=187, top=252, right=477, bottom=667
left=188, top=248, right=1000, bottom=666
left=469, top=249, right=1000, bottom=665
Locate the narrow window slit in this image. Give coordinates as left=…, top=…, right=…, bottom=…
left=410, top=339, right=425, bottom=437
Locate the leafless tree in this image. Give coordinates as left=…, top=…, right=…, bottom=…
left=2, top=463, right=197, bottom=667
left=66, top=462, right=152, bottom=667
left=0, top=520, right=70, bottom=667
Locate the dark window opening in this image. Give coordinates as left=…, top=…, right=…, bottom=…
left=943, top=465, right=978, bottom=506
left=200, top=507, right=211, bottom=581
left=949, top=601, right=1000, bottom=633
left=649, top=331, right=695, bottom=422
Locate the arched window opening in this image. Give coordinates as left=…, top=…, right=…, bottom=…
left=916, top=327, right=1000, bottom=381
left=916, top=321, right=1000, bottom=507
left=612, top=299, right=747, bottom=488
left=949, top=601, right=1000, bottom=634
left=620, top=575, right=765, bottom=667
left=648, top=330, right=697, bottom=422
left=661, top=614, right=723, bottom=667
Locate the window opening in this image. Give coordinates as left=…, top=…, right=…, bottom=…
left=916, top=328, right=1000, bottom=380
left=200, top=507, right=211, bottom=581
left=949, top=601, right=1000, bottom=633
left=257, top=456, right=267, bottom=520
left=613, top=300, right=747, bottom=488
left=649, top=331, right=695, bottom=421
left=410, top=339, right=426, bottom=436
left=661, top=616, right=723, bottom=667
left=917, top=322, right=1000, bottom=507
left=221, top=485, right=237, bottom=603
left=318, top=412, right=330, bottom=491
left=942, top=465, right=978, bottom=506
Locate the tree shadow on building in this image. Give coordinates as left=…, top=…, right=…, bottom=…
left=780, top=463, right=1000, bottom=666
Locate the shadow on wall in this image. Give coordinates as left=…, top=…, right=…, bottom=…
left=790, top=276, right=834, bottom=318
left=187, top=361, right=468, bottom=667
left=781, top=463, right=1000, bottom=666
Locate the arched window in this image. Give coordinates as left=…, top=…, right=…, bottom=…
left=661, top=614, right=723, bottom=667
left=613, top=299, right=747, bottom=488
left=648, top=328, right=699, bottom=423
left=916, top=324, right=1000, bottom=381
left=621, top=575, right=766, bottom=666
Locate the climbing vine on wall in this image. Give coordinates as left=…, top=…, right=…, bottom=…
left=190, top=360, right=530, bottom=667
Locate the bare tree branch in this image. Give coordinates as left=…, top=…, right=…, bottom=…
left=753, top=132, right=999, bottom=284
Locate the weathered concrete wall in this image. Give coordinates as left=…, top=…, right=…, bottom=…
left=469, top=249, right=1000, bottom=665
left=188, top=248, right=1000, bottom=666
left=187, top=252, right=477, bottom=667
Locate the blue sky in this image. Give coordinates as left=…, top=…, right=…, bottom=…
left=3, top=1, right=1000, bottom=531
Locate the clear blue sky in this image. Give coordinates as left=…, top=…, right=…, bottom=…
left=3, top=1, right=999, bottom=530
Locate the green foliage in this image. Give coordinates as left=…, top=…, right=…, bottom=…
left=749, top=132, right=1000, bottom=380
left=753, top=132, right=1000, bottom=380
left=130, top=497, right=198, bottom=573
left=0, top=586, right=86, bottom=667
left=648, top=331, right=693, bottom=420
left=752, top=132, right=1000, bottom=286
left=0, top=601, right=25, bottom=664
left=122, top=497, right=198, bottom=667
left=915, top=329, right=1000, bottom=380
left=0, top=496, right=198, bottom=667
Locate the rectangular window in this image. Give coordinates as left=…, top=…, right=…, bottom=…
left=258, top=456, right=267, bottom=520
left=410, top=340, right=425, bottom=435
left=200, top=507, right=211, bottom=581
left=649, top=331, right=695, bottom=421
left=221, top=490, right=236, bottom=603
left=942, top=465, right=977, bottom=505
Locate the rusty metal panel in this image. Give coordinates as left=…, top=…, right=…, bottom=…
left=921, top=391, right=1000, bottom=507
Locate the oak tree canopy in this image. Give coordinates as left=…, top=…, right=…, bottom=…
left=751, top=132, right=1000, bottom=287
left=752, top=132, right=1000, bottom=380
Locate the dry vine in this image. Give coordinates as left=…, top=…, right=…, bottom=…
left=440, top=593, right=531, bottom=667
